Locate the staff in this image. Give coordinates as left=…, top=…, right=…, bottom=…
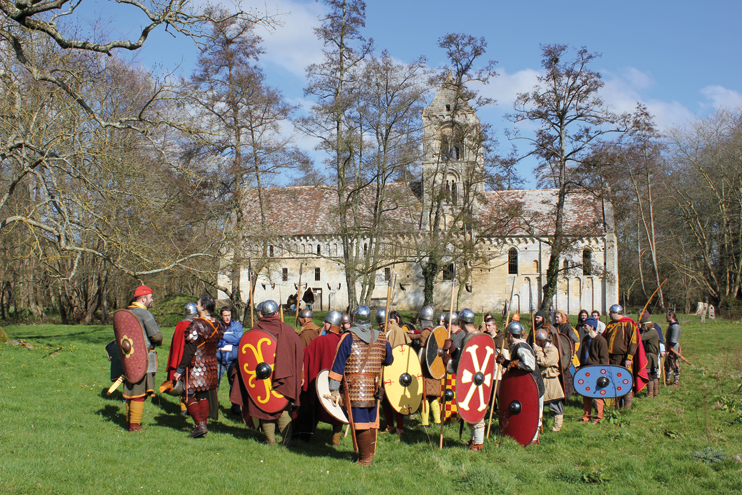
left=293, top=262, right=304, bottom=331
left=249, top=259, right=254, bottom=327
left=439, top=262, right=456, bottom=449
left=486, top=276, right=517, bottom=438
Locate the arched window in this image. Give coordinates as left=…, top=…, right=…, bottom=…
left=451, top=181, right=458, bottom=205
left=583, top=249, right=592, bottom=275
left=533, top=260, right=539, bottom=273
left=269, top=245, right=274, bottom=257
left=563, top=259, right=569, bottom=272
left=317, top=244, right=321, bottom=255
left=363, top=243, right=368, bottom=255
left=508, top=248, right=518, bottom=275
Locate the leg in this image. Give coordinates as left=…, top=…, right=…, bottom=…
left=593, top=398, right=604, bottom=423
left=469, top=420, right=485, bottom=451
left=431, top=398, right=441, bottom=425
left=127, top=397, right=146, bottom=432
left=261, top=420, right=277, bottom=444
left=331, top=423, right=343, bottom=446
left=581, top=396, right=592, bottom=422
left=549, top=400, right=564, bottom=432
left=356, top=429, right=375, bottom=466
left=420, top=397, right=431, bottom=427
left=381, top=398, right=395, bottom=433
left=277, top=410, right=292, bottom=447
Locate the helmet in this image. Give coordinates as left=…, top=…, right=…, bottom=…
left=511, top=314, right=521, bottom=322
left=438, top=312, right=446, bottom=324
left=419, top=305, right=435, bottom=322
left=444, top=311, right=459, bottom=326
left=298, top=308, right=313, bottom=319
left=534, top=329, right=550, bottom=342
left=375, top=309, right=386, bottom=326
left=354, top=305, right=371, bottom=324
left=260, top=300, right=279, bottom=316
left=185, top=302, right=198, bottom=315
left=341, top=313, right=352, bottom=326
left=325, top=310, right=342, bottom=326
left=459, top=308, right=475, bottom=324
left=609, top=304, right=623, bottom=315
left=506, top=321, right=525, bottom=337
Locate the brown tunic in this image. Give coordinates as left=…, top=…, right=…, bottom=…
left=299, top=321, right=321, bottom=349
left=604, top=318, right=638, bottom=365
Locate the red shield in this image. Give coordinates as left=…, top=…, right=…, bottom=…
left=455, top=334, right=496, bottom=424
left=238, top=330, right=289, bottom=414
left=112, top=309, right=149, bottom=383
left=498, top=369, right=539, bottom=446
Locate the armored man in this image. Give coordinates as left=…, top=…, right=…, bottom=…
left=328, top=306, right=393, bottom=466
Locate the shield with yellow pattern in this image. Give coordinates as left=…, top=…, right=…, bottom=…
left=383, top=345, right=423, bottom=415
left=238, top=329, right=289, bottom=413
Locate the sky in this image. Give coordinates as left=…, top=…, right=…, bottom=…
left=83, top=0, right=742, bottom=184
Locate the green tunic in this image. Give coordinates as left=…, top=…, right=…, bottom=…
left=122, top=305, right=163, bottom=399
left=641, top=327, right=659, bottom=371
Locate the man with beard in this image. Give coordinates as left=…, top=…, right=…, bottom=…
left=216, top=306, right=244, bottom=415
left=327, top=306, right=393, bottom=466
left=173, top=294, right=224, bottom=438
left=531, top=311, right=572, bottom=398
left=122, top=285, right=163, bottom=432
left=297, top=310, right=345, bottom=445
left=603, top=304, right=639, bottom=410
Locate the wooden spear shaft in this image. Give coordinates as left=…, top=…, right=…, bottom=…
left=293, top=263, right=304, bottom=332
left=439, top=263, right=457, bottom=449
left=249, top=259, right=254, bottom=328
left=486, top=277, right=517, bottom=439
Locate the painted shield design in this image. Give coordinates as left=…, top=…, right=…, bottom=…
left=238, top=329, right=289, bottom=413
left=455, top=334, right=496, bottom=424
left=112, top=309, right=149, bottom=383
left=573, top=365, right=633, bottom=399
left=498, top=368, right=539, bottom=447
left=424, top=326, right=448, bottom=379
left=316, top=369, right=348, bottom=424
left=383, top=345, right=423, bottom=415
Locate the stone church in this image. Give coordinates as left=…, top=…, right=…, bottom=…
left=219, top=82, right=618, bottom=316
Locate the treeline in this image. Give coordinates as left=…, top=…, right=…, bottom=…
left=1, top=1, right=740, bottom=323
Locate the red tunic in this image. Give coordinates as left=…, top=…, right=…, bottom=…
left=166, top=319, right=191, bottom=381
left=303, top=332, right=342, bottom=425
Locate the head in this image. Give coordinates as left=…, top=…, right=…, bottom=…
left=609, top=304, right=623, bottom=322
left=341, top=312, right=352, bottom=330
left=185, top=302, right=198, bottom=316
left=256, top=302, right=264, bottom=320
left=418, top=305, right=435, bottom=328
left=444, top=311, right=459, bottom=328
left=583, top=317, right=598, bottom=337
left=197, top=294, right=216, bottom=316
left=375, top=308, right=387, bottom=328
left=354, top=305, right=371, bottom=325
left=260, top=300, right=279, bottom=317
left=666, top=310, right=677, bottom=323
left=298, top=308, right=313, bottom=325
left=534, top=310, right=547, bottom=327
left=534, top=329, right=550, bottom=347
left=133, top=285, right=154, bottom=308
left=555, top=310, right=567, bottom=325
left=511, top=314, right=521, bottom=322
left=591, top=310, right=601, bottom=320
left=578, top=309, right=588, bottom=323
left=484, top=314, right=497, bottom=335
left=324, top=310, right=342, bottom=334
left=220, top=306, right=232, bottom=325
left=389, top=310, right=402, bottom=326
left=506, top=321, right=525, bottom=343
left=459, top=308, right=475, bottom=325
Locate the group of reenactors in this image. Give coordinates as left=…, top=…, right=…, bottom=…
left=109, top=285, right=683, bottom=466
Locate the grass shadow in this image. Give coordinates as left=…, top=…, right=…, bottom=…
left=97, top=404, right=128, bottom=429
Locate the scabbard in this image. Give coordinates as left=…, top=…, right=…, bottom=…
left=343, top=380, right=358, bottom=452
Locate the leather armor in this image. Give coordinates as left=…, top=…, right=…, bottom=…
left=345, top=332, right=388, bottom=408
left=186, top=318, right=222, bottom=392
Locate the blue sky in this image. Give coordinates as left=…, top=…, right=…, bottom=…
left=86, top=0, right=742, bottom=183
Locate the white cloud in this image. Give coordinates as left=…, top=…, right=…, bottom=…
left=700, top=85, right=742, bottom=110
left=474, top=68, right=541, bottom=108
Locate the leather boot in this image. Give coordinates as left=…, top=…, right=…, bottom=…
left=356, top=430, right=375, bottom=466
left=653, top=379, right=660, bottom=396
left=189, top=421, right=207, bottom=438
left=552, top=414, right=564, bottom=432
left=262, top=421, right=277, bottom=444
left=331, top=425, right=343, bottom=446
left=647, top=380, right=655, bottom=398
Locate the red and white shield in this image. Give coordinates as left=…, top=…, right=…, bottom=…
left=238, top=329, right=289, bottom=413
left=455, top=333, right=496, bottom=424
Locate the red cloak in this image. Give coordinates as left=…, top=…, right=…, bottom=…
left=166, top=319, right=191, bottom=381
left=619, top=316, right=649, bottom=393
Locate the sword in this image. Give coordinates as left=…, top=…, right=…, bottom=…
left=669, top=346, right=693, bottom=366
left=107, top=375, right=124, bottom=395
left=439, top=262, right=456, bottom=449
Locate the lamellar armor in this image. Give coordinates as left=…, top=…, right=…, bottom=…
left=344, top=332, right=389, bottom=408
left=185, top=317, right=222, bottom=392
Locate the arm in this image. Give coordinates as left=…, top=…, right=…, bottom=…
left=141, top=311, right=162, bottom=347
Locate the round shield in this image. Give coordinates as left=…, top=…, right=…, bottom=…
left=383, top=345, right=423, bottom=415
left=455, top=333, right=496, bottom=424
left=573, top=365, right=633, bottom=398
left=498, top=368, right=539, bottom=446
left=315, top=369, right=349, bottom=424
left=112, top=309, right=149, bottom=383
left=238, top=329, right=289, bottom=413
left=424, top=326, right=448, bottom=379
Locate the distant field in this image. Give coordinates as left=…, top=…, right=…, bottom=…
left=1, top=315, right=741, bottom=494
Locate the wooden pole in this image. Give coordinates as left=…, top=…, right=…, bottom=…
left=639, top=279, right=668, bottom=320
left=248, top=259, right=254, bottom=328
left=293, top=262, right=304, bottom=332
left=439, top=263, right=456, bottom=449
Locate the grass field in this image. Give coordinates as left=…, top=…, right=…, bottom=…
left=1, top=314, right=741, bottom=494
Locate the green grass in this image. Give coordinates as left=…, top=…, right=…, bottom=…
left=1, top=316, right=741, bottom=494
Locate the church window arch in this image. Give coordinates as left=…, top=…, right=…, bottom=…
left=563, top=259, right=569, bottom=272
left=583, top=249, right=592, bottom=276
left=508, top=248, right=518, bottom=275
left=317, top=244, right=321, bottom=256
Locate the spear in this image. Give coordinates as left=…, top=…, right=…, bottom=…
left=279, top=285, right=284, bottom=322
left=439, top=262, right=456, bottom=449
left=293, top=262, right=304, bottom=332
left=383, top=271, right=396, bottom=334
left=249, top=259, right=254, bottom=328
left=486, top=276, right=517, bottom=439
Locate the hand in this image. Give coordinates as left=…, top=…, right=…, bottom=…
left=324, top=390, right=341, bottom=407
left=624, top=359, right=632, bottom=369
left=173, top=372, right=181, bottom=382
left=442, top=354, right=452, bottom=367
left=496, top=354, right=505, bottom=364
left=442, top=338, right=453, bottom=351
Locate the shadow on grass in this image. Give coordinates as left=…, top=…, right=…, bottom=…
left=97, top=404, right=128, bottom=429
left=12, top=326, right=112, bottom=346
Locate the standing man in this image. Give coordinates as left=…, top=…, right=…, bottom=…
left=235, top=300, right=303, bottom=445
left=298, top=310, right=345, bottom=445
left=533, top=329, right=565, bottom=433
left=640, top=315, right=660, bottom=398
left=603, top=304, right=638, bottom=410
left=377, top=309, right=410, bottom=435
left=415, top=305, right=442, bottom=430
left=578, top=317, right=609, bottom=423
left=216, top=306, right=244, bottom=415
left=665, top=310, right=682, bottom=387
left=123, top=285, right=163, bottom=432
left=591, top=310, right=606, bottom=334
left=458, top=308, right=490, bottom=451
left=172, top=294, right=224, bottom=438
left=327, top=306, right=393, bottom=466
left=298, top=308, right=320, bottom=349
left=165, top=302, right=197, bottom=416
left=341, top=313, right=352, bottom=332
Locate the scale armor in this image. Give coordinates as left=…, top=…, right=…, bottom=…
left=345, top=332, right=389, bottom=408
left=186, top=318, right=222, bottom=392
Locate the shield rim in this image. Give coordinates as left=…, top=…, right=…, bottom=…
left=455, top=333, right=496, bottom=424
left=316, top=369, right=349, bottom=424
left=498, top=368, right=539, bottom=446
left=573, top=364, right=633, bottom=398
left=384, top=344, right=423, bottom=415
left=112, top=309, right=149, bottom=383
left=238, top=329, right=289, bottom=413
left=424, top=326, right=448, bottom=379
